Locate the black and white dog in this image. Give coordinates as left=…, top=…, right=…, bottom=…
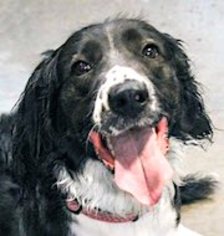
left=0, top=18, right=216, bottom=236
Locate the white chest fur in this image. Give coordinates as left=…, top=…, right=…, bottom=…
left=68, top=199, right=202, bottom=236
left=69, top=215, right=201, bottom=236
left=69, top=197, right=179, bottom=236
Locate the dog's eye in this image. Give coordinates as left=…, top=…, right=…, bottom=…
left=142, top=44, right=159, bottom=58
left=71, top=60, right=92, bottom=76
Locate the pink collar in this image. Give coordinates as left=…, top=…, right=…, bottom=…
left=66, top=200, right=138, bottom=223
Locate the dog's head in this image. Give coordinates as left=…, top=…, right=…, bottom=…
left=15, top=19, right=213, bottom=216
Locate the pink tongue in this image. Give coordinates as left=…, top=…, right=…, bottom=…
left=111, top=127, right=173, bottom=206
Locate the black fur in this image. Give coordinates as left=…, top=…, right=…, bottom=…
left=162, top=35, right=213, bottom=141
left=0, top=18, right=215, bottom=235
left=180, top=174, right=218, bottom=205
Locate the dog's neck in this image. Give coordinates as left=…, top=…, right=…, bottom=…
left=67, top=188, right=180, bottom=236
left=66, top=199, right=139, bottom=223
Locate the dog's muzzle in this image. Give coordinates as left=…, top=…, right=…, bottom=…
left=93, top=65, right=158, bottom=127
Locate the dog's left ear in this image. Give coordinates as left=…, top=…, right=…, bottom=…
left=163, top=34, right=213, bottom=141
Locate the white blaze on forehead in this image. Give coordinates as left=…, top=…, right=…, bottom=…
left=93, top=65, right=157, bottom=124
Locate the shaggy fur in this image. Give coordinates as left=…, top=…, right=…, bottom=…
left=0, top=18, right=216, bottom=236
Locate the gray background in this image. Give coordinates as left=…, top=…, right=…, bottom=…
left=0, top=1, right=223, bottom=235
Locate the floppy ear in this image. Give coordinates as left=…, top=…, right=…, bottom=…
left=13, top=50, right=61, bottom=163
left=163, top=34, right=213, bottom=141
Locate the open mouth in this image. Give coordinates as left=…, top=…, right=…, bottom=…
left=89, top=117, right=174, bottom=206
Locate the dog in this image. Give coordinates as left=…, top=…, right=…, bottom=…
left=0, top=18, right=216, bottom=236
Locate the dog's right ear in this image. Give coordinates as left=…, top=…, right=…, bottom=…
left=14, top=49, right=61, bottom=161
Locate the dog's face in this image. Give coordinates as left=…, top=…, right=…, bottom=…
left=17, top=19, right=212, bottom=216
left=59, top=20, right=180, bottom=136
left=56, top=20, right=184, bottom=208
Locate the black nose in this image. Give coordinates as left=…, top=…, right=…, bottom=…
left=108, top=81, right=149, bottom=117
